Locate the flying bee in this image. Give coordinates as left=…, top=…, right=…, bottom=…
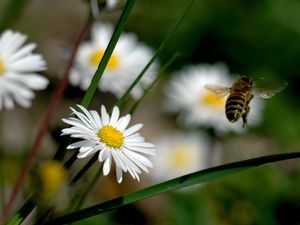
left=204, top=75, right=288, bottom=128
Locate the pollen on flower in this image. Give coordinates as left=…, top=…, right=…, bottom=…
left=0, top=58, right=6, bottom=74
left=98, top=125, right=124, bottom=148
left=170, top=146, right=194, bottom=168
left=202, top=91, right=225, bottom=108
left=89, top=50, right=119, bottom=70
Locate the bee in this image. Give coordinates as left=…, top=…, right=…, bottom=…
left=204, top=75, right=288, bottom=128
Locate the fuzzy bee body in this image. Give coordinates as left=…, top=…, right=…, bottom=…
left=225, top=94, right=248, bottom=123
left=205, top=75, right=287, bottom=128
left=225, top=76, right=254, bottom=127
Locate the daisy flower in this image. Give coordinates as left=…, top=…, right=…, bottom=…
left=164, top=63, right=263, bottom=134
left=151, top=132, right=209, bottom=182
left=0, top=30, right=48, bottom=110
left=70, top=22, right=158, bottom=99
left=61, top=105, right=156, bottom=183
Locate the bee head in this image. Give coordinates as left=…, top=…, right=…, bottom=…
left=238, top=75, right=253, bottom=85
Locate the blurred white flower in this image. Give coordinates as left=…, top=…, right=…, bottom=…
left=106, top=0, right=119, bottom=9
left=0, top=30, right=48, bottom=110
left=164, top=64, right=263, bottom=134
left=151, top=132, right=209, bottom=182
left=62, top=105, right=156, bottom=183
left=70, top=22, right=158, bottom=99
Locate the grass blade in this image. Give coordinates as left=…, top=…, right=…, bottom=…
left=44, top=151, right=300, bottom=224
left=80, top=0, right=136, bottom=108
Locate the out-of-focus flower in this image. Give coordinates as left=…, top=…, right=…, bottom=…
left=30, top=160, right=68, bottom=208
left=106, top=0, right=119, bottom=9
left=151, top=132, right=209, bottom=182
left=164, top=63, right=263, bottom=134
left=0, top=30, right=48, bottom=110
left=61, top=105, right=156, bottom=183
left=70, top=22, right=158, bottom=99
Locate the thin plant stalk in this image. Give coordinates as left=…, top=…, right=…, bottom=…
left=115, top=0, right=196, bottom=108
left=72, top=164, right=103, bottom=212
left=69, top=154, right=98, bottom=185
left=80, top=0, right=136, bottom=108
left=128, top=52, right=179, bottom=115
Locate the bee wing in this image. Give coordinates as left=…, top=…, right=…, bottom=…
left=204, top=83, right=231, bottom=98
left=254, top=80, right=288, bottom=99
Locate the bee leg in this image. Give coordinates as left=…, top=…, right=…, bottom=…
left=242, top=106, right=249, bottom=128
left=242, top=95, right=253, bottom=128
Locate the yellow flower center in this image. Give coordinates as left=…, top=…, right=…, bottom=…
left=170, top=145, right=194, bottom=168
left=98, top=125, right=124, bottom=148
left=89, top=50, right=120, bottom=70
left=0, top=58, right=6, bottom=74
left=201, top=91, right=225, bottom=108
left=38, top=161, right=67, bottom=195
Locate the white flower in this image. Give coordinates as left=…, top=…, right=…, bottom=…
left=151, top=132, right=209, bottom=182
left=164, top=63, right=263, bottom=134
left=0, top=30, right=48, bottom=110
left=61, top=105, right=156, bottom=183
left=70, top=22, right=158, bottom=99
left=106, top=0, right=119, bottom=9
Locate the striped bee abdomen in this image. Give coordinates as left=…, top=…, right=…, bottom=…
left=225, top=94, right=246, bottom=122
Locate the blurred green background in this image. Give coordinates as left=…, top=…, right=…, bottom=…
left=0, top=0, right=300, bottom=224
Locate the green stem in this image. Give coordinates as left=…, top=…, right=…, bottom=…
left=115, top=0, right=195, bottom=108
left=80, top=0, right=136, bottom=108
left=69, top=154, right=98, bottom=185
left=72, top=164, right=103, bottom=212
left=6, top=198, right=35, bottom=225
left=44, top=152, right=300, bottom=224
left=128, top=52, right=179, bottom=115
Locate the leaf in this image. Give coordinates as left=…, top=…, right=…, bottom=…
left=44, top=152, right=300, bottom=225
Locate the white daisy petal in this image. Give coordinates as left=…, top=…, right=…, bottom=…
left=0, top=29, right=48, bottom=111
left=101, top=105, right=110, bottom=125
left=103, top=157, right=112, bottom=176
left=9, top=43, right=37, bottom=62
left=123, top=123, right=143, bottom=137
left=116, top=114, right=131, bottom=131
left=109, top=106, right=120, bottom=126
left=116, top=167, right=123, bottom=183
left=124, top=145, right=156, bottom=156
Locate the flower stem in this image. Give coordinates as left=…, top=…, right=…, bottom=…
left=72, top=164, right=103, bottom=212
left=69, top=154, right=98, bottom=185
left=128, top=52, right=180, bottom=115
left=115, top=0, right=195, bottom=108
